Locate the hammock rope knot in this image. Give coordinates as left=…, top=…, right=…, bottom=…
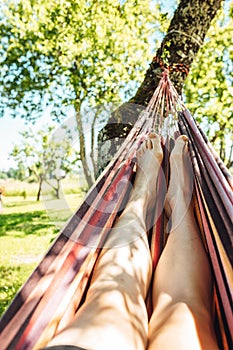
left=153, top=55, right=190, bottom=77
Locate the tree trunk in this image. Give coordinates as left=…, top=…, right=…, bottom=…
left=90, top=106, right=100, bottom=179
left=45, top=178, right=63, bottom=199
left=97, top=0, right=223, bottom=173
left=55, top=180, right=61, bottom=199
left=227, top=142, right=233, bottom=169
left=75, top=110, right=94, bottom=188
left=37, top=179, right=43, bottom=201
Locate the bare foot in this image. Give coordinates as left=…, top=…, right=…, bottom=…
left=164, top=135, right=194, bottom=228
left=131, top=133, right=163, bottom=209
left=102, top=133, right=163, bottom=249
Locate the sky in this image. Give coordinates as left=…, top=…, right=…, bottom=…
left=0, top=110, right=58, bottom=171
left=0, top=106, right=107, bottom=172
left=1, top=114, right=28, bottom=170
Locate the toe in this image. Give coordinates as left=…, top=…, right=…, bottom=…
left=180, top=134, right=189, bottom=142
left=136, top=133, right=163, bottom=165
left=176, top=134, right=189, bottom=144
left=136, top=148, right=143, bottom=158
left=146, top=139, right=153, bottom=150
left=151, top=135, right=163, bottom=156
left=172, top=135, right=189, bottom=156
left=149, top=132, right=157, bottom=139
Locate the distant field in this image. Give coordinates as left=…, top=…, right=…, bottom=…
left=0, top=176, right=87, bottom=197
left=0, top=177, right=86, bottom=316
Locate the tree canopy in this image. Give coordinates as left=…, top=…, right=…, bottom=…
left=0, top=0, right=162, bottom=120
left=0, top=0, right=232, bottom=176
left=184, top=3, right=233, bottom=167
left=0, top=0, right=165, bottom=186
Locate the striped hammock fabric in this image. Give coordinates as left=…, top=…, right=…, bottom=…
left=0, top=71, right=232, bottom=350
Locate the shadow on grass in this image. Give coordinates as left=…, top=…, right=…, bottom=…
left=0, top=264, right=35, bottom=316
left=5, top=200, right=37, bottom=208
left=0, top=211, right=59, bottom=237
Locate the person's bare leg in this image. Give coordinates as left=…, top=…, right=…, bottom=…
left=45, top=134, right=163, bottom=350
left=148, top=135, right=218, bottom=350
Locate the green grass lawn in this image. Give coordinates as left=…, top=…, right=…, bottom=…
left=0, top=178, right=85, bottom=316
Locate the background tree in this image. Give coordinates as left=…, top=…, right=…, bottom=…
left=11, top=126, right=78, bottom=201
left=0, top=165, right=26, bottom=180
left=0, top=0, right=163, bottom=187
left=44, top=135, right=79, bottom=199
left=184, top=5, right=233, bottom=168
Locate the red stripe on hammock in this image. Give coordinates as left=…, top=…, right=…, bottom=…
left=0, top=122, right=142, bottom=349
left=195, top=181, right=233, bottom=346
left=15, top=161, right=135, bottom=350
left=182, top=110, right=233, bottom=208
left=178, top=112, right=232, bottom=262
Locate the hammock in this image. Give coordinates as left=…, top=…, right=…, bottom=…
left=0, top=69, right=232, bottom=350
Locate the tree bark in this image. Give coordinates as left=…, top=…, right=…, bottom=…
left=97, top=0, right=223, bottom=173
left=227, top=142, right=233, bottom=169
left=37, top=179, right=43, bottom=201
left=75, top=109, right=94, bottom=188
left=90, top=106, right=100, bottom=179
left=55, top=180, right=61, bottom=199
